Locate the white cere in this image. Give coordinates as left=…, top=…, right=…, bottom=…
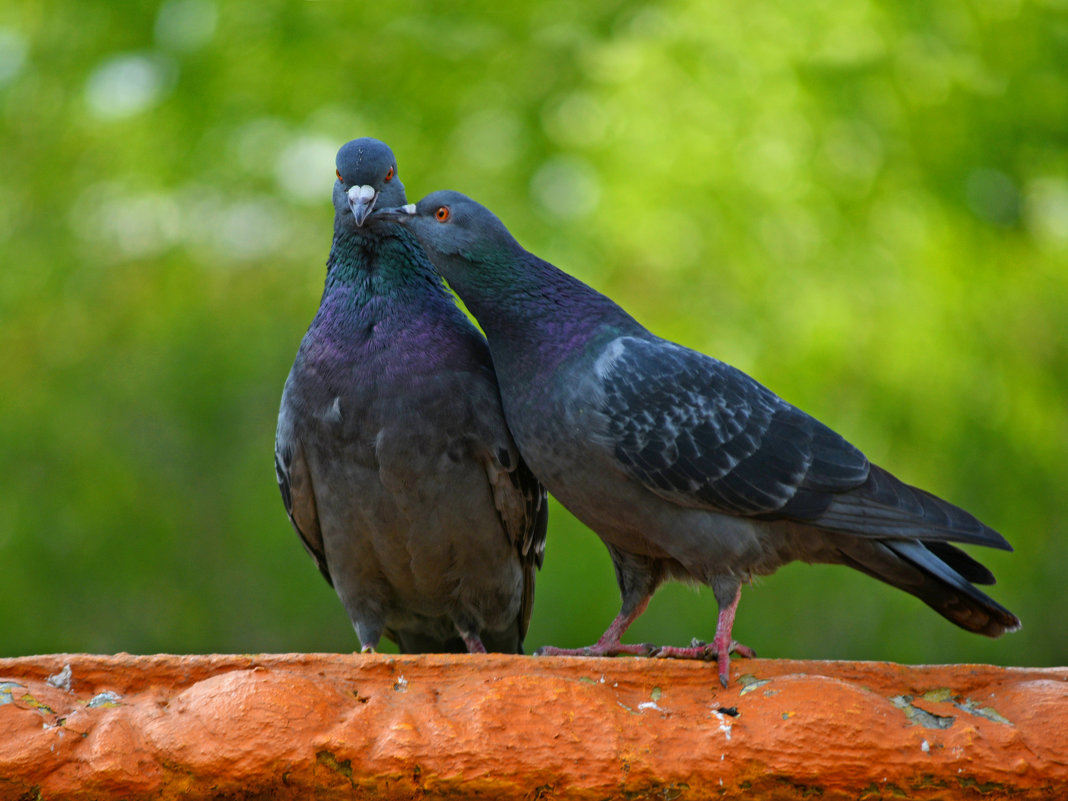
left=348, top=185, right=376, bottom=203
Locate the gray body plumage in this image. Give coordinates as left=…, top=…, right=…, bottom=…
left=512, top=330, right=1011, bottom=636
left=275, top=145, right=546, bottom=654
left=380, top=191, right=1019, bottom=680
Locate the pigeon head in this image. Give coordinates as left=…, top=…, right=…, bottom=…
left=378, top=190, right=521, bottom=285
left=333, top=138, right=406, bottom=228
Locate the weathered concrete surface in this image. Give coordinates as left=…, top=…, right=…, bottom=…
left=0, top=653, right=1064, bottom=800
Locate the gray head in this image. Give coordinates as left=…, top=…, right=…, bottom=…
left=333, top=138, right=407, bottom=228
left=377, top=190, right=522, bottom=282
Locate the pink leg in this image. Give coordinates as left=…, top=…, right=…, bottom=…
left=654, top=584, right=755, bottom=687
left=463, top=635, right=488, bottom=654
left=536, top=596, right=657, bottom=657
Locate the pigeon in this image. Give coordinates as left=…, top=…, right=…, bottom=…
left=379, top=190, right=1020, bottom=685
left=274, top=142, right=547, bottom=655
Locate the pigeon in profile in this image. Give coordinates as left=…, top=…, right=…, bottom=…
left=379, top=190, right=1020, bottom=685
left=275, top=143, right=546, bottom=654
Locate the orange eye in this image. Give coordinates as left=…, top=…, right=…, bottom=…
left=435, top=206, right=451, bottom=222
left=335, top=168, right=343, bottom=182
left=384, top=166, right=394, bottom=182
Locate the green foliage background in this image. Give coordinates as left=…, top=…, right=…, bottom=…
left=2, top=0, right=1065, bottom=666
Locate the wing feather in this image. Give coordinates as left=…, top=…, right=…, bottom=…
left=596, top=336, right=1010, bottom=550
left=274, top=428, right=332, bottom=587
left=600, top=336, right=869, bottom=518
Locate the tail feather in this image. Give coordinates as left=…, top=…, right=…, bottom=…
left=834, top=537, right=1020, bottom=638
left=923, top=541, right=996, bottom=585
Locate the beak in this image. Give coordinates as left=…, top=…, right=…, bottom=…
left=373, top=203, right=417, bottom=222
left=347, top=185, right=378, bottom=227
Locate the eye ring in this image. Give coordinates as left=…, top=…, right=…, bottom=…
left=384, top=166, right=395, bottom=182
left=435, top=206, right=451, bottom=222
left=335, top=168, right=343, bottom=182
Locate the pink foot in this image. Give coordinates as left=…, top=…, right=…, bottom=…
left=653, top=637, right=756, bottom=685
left=536, top=641, right=657, bottom=657
left=654, top=639, right=716, bottom=660
left=535, top=598, right=656, bottom=657
left=463, top=635, right=487, bottom=654
left=728, top=641, right=757, bottom=659
left=655, top=584, right=755, bottom=688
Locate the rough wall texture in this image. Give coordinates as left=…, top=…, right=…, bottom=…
left=0, top=653, right=1064, bottom=800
